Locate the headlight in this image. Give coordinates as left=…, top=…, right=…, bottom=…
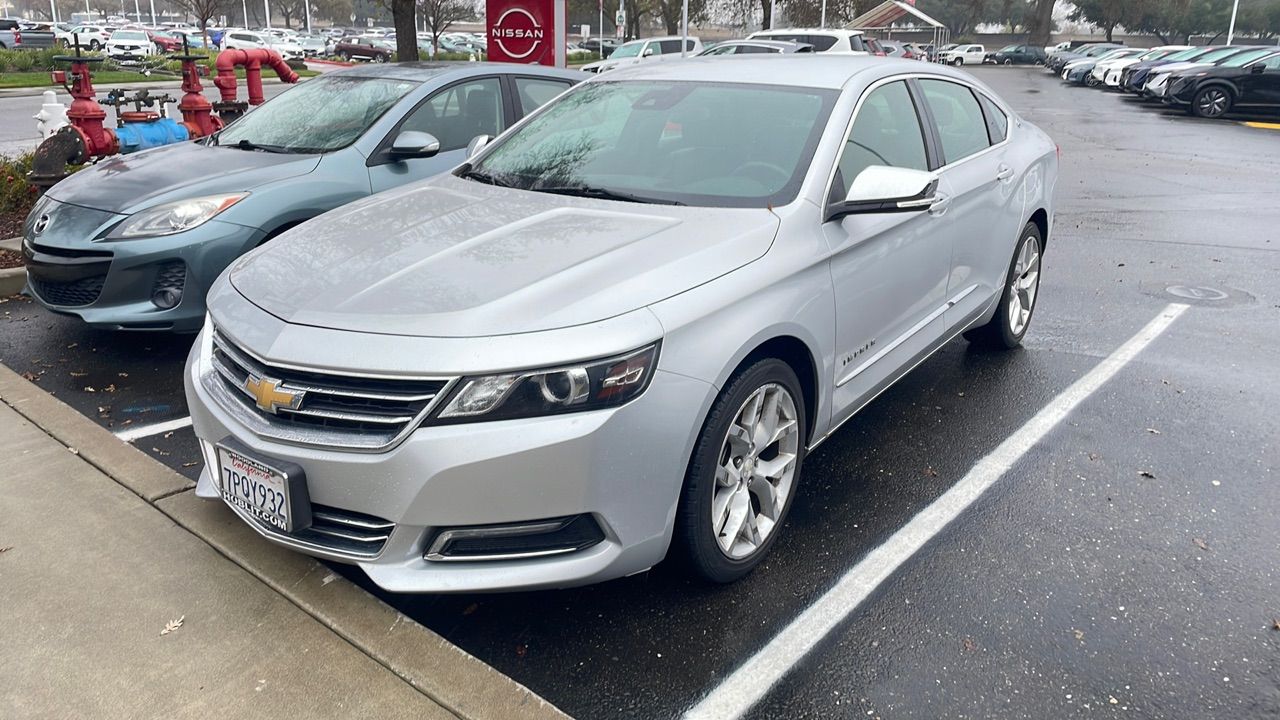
left=112, top=193, right=247, bottom=238
left=433, top=343, right=660, bottom=423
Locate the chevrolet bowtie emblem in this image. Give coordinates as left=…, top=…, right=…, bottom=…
left=244, top=374, right=303, bottom=414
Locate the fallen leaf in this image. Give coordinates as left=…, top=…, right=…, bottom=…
left=1110, top=696, right=1119, bottom=705
left=70, top=371, right=87, bottom=377
left=163, top=431, right=173, bottom=439
left=67, top=448, right=78, bottom=455
left=1073, top=629, right=1085, bottom=641
left=20, top=371, right=37, bottom=381
left=104, top=384, right=116, bottom=393
left=1138, top=471, right=1156, bottom=479
left=182, top=461, right=198, bottom=468
left=1271, top=619, right=1279, bottom=631
left=0, top=546, right=12, bottom=554
left=84, top=386, right=96, bottom=393
left=160, top=615, right=185, bottom=636
left=923, top=467, right=938, bottom=477
left=1193, top=538, right=1209, bottom=551
left=65, top=342, right=77, bottom=349
left=118, top=372, right=128, bottom=378
left=1145, top=428, right=1161, bottom=435
left=962, top=637, right=977, bottom=652
left=1088, top=452, right=1100, bottom=461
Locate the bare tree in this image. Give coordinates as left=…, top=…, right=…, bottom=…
left=170, top=0, right=225, bottom=46
left=419, top=0, right=472, bottom=57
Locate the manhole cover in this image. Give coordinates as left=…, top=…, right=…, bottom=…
left=1166, top=285, right=1228, bottom=301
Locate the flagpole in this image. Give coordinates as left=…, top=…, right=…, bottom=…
left=1226, top=0, right=1239, bottom=44
left=680, top=0, right=687, bottom=56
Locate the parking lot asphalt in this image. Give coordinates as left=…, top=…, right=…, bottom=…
left=2, top=65, right=1278, bottom=719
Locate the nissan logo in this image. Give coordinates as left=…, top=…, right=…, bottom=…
left=33, top=214, right=50, bottom=235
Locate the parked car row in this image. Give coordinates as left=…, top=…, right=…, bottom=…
left=22, top=56, right=1057, bottom=593
left=1051, top=42, right=1280, bottom=119
left=583, top=28, right=907, bottom=73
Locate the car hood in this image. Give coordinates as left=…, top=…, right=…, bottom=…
left=45, top=141, right=320, bottom=214
left=1151, top=61, right=1205, bottom=75
left=228, top=175, right=780, bottom=337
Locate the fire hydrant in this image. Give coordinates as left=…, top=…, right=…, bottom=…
left=33, top=90, right=69, bottom=139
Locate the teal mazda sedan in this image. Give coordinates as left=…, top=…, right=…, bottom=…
left=22, top=62, right=580, bottom=331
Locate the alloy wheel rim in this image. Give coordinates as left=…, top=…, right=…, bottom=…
left=1198, top=89, right=1227, bottom=117
left=1007, top=235, right=1041, bottom=336
left=711, top=383, right=799, bottom=560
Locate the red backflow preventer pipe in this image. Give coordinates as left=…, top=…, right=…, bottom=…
left=214, top=48, right=299, bottom=107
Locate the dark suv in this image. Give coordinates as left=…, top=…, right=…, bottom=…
left=988, top=44, right=1047, bottom=65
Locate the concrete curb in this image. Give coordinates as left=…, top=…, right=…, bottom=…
left=1, top=237, right=24, bottom=297
left=0, top=362, right=570, bottom=720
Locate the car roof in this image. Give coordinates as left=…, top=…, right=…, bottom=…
left=329, top=61, right=582, bottom=83
left=753, top=27, right=864, bottom=37
left=597, top=55, right=964, bottom=90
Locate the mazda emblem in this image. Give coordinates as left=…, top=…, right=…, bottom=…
left=33, top=214, right=50, bottom=235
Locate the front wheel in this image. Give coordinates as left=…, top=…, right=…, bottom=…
left=674, top=359, right=807, bottom=583
left=1003, top=58, right=1012, bottom=66
left=954, top=57, right=964, bottom=66
left=965, top=221, right=1043, bottom=349
left=373, top=53, right=387, bottom=63
left=1192, top=86, right=1231, bottom=118
left=1086, top=74, right=1101, bottom=87
left=89, top=39, right=100, bottom=50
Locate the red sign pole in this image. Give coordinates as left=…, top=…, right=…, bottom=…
left=486, top=0, right=567, bottom=67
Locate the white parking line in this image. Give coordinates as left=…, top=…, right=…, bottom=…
left=684, top=303, right=1191, bottom=720
left=113, top=416, right=193, bottom=443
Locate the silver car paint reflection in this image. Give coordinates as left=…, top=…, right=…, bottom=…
left=187, top=56, right=1057, bottom=592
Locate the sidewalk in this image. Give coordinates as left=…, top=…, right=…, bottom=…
left=0, top=364, right=567, bottom=720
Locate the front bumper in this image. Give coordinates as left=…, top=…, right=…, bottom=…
left=24, top=219, right=264, bottom=332
left=184, top=323, right=717, bottom=593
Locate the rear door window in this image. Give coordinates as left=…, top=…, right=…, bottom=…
left=513, top=77, right=572, bottom=115
left=977, top=94, right=1008, bottom=144
left=919, top=79, right=992, bottom=164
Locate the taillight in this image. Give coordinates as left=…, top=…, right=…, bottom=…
left=14, top=30, right=21, bottom=44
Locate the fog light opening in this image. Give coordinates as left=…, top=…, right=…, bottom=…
left=425, top=514, right=605, bottom=562
left=152, top=287, right=183, bottom=309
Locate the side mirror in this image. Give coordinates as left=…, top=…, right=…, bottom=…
left=466, top=134, right=492, bottom=159
left=827, top=165, right=940, bottom=221
left=389, top=130, right=440, bottom=159
left=642, top=47, right=655, bottom=57
left=1250, top=63, right=1265, bottom=74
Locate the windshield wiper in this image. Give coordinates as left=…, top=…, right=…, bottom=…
left=459, top=168, right=512, bottom=187
left=535, top=185, right=684, bottom=206
left=231, top=139, right=289, bottom=153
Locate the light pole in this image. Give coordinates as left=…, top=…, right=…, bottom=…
left=1226, top=0, right=1239, bottom=44
left=680, top=0, right=687, bottom=56
left=820, top=0, right=827, bottom=28
left=263, top=0, right=270, bottom=29
left=303, top=0, right=310, bottom=32
left=148, top=0, right=155, bottom=25
left=242, top=0, right=248, bottom=28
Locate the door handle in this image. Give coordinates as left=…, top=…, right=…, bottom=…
left=928, top=193, right=951, bottom=216
left=996, top=164, right=1014, bottom=182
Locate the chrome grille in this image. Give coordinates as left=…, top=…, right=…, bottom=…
left=207, top=327, right=454, bottom=451
left=295, top=505, right=395, bottom=557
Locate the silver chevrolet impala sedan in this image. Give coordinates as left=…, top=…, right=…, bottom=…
left=185, top=56, right=1057, bottom=592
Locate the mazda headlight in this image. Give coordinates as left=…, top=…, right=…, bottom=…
left=433, top=343, right=660, bottom=423
left=112, top=193, right=247, bottom=238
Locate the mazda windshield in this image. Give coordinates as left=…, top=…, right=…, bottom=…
left=465, top=80, right=837, bottom=208
left=214, top=75, right=418, bottom=153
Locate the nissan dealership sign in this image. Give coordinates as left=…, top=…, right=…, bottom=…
left=487, top=0, right=567, bottom=66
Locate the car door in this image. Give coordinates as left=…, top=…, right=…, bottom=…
left=824, top=78, right=951, bottom=422
left=1238, top=54, right=1280, bottom=107
left=368, top=76, right=508, bottom=193
left=915, top=78, right=1022, bottom=330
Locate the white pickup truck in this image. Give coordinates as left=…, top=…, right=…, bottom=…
left=937, top=43, right=986, bottom=66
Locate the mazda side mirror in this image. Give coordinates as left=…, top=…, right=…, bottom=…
left=389, top=130, right=440, bottom=159
left=827, top=166, right=940, bottom=220
left=1250, top=63, right=1264, bottom=74
left=466, top=134, right=492, bottom=159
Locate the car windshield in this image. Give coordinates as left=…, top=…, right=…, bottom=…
left=469, top=80, right=836, bottom=208
left=113, top=30, right=147, bottom=40
left=216, top=75, right=418, bottom=153
left=610, top=40, right=645, bottom=58
left=1220, top=48, right=1272, bottom=66
left=1197, top=47, right=1245, bottom=63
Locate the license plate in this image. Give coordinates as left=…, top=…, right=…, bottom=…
left=216, top=443, right=311, bottom=533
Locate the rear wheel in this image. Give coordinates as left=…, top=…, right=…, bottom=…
left=373, top=53, right=387, bottom=63
left=1192, top=86, right=1231, bottom=118
left=338, top=50, right=350, bottom=60
left=965, top=221, right=1043, bottom=349
left=674, top=358, right=807, bottom=583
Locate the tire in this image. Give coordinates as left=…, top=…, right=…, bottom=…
left=1086, top=74, right=1101, bottom=87
left=338, top=50, right=350, bottom=60
left=1003, top=58, right=1012, bottom=66
left=674, top=358, right=808, bottom=583
left=954, top=57, right=964, bottom=66
left=1192, top=86, right=1232, bottom=119
left=965, top=221, right=1043, bottom=349
left=373, top=53, right=387, bottom=63
left=89, top=39, right=100, bottom=50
